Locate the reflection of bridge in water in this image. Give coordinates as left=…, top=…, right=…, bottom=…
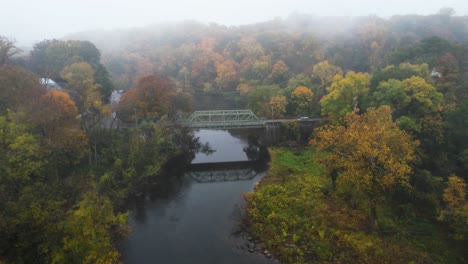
left=186, top=160, right=262, bottom=183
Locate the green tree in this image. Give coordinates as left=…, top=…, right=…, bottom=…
left=320, top=71, right=370, bottom=122
left=372, top=76, right=445, bottom=172
left=0, top=114, right=50, bottom=263
left=371, top=76, right=444, bottom=124
left=28, top=39, right=59, bottom=79
left=434, top=54, right=461, bottom=109
left=51, top=189, right=128, bottom=264
left=370, top=63, right=431, bottom=89
left=244, top=60, right=271, bottom=81
left=247, top=85, right=281, bottom=117
left=61, top=62, right=110, bottom=132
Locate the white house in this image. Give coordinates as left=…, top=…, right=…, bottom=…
left=40, top=78, right=62, bottom=91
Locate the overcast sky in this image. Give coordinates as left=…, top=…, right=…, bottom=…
left=2, top=0, right=467, bottom=46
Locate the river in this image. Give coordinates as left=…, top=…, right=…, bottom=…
left=121, top=129, right=277, bottom=264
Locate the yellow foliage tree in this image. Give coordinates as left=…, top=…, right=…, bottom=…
left=439, top=175, right=468, bottom=240
left=237, top=83, right=253, bottom=96
left=443, top=176, right=466, bottom=207
left=311, top=106, right=418, bottom=228
left=269, top=95, right=287, bottom=118
left=312, top=60, right=343, bottom=88
left=292, top=86, right=314, bottom=116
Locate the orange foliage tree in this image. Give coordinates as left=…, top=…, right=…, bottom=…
left=34, top=90, right=88, bottom=165
left=117, top=75, right=175, bottom=122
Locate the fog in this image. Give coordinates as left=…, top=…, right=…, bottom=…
left=2, top=0, right=467, bottom=46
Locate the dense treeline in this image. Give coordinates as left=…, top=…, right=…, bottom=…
left=64, top=11, right=468, bottom=124
left=0, top=9, right=467, bottom=263
left=69, top=11, right=467, bottom=175
left=0, top=37, right=196, bottom=263
left=220, top=12, right=468, bottom=264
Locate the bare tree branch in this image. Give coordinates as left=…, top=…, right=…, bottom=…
left=0, top=36, right=22, bottom=66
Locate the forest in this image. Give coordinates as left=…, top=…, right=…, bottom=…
left=0, top=8, right=467, bottom=263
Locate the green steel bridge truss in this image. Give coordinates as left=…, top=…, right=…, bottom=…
left=184, top=109, right=266, bottom=129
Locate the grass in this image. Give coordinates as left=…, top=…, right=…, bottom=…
left=245, top=147, right=465, bottom=264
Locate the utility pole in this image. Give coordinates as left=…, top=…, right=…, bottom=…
left=271, top=105, right=276, bottom=144
left=271, top=105, right=274, bottom=120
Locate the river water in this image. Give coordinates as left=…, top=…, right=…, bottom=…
left=121, top=129, right=276, bottom=264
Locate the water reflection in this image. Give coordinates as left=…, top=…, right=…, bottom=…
left=122, top=129, right=273, bottom=264
left=187, top=161, right=259, bottom=183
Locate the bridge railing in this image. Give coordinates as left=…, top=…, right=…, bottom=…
left=182, top=109, right=325, bottom=129
left=185, top=109, right=260, bottom=123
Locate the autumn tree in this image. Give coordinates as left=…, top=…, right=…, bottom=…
left=244, top=59, right=272, bottom=81
left=372, top=76, right=444, bottom=123
left=369, top=63, right=431, bottom=90
left=269, top=95, right=287, bottom=118
left=236, top=37, right=265, bottom=71
left=215, top=59, right=238, bottom=91
left=61, top=62, right=110, bottom=132
left=311, top=106, right=418, bottom=228
left=51, top=189, right=128, bottom=263
left=320, top=71, right=371, bottom=122
left=291, top=86, right=314, bottom=116
left=237, top=83, right=253, bottom=96
left=287, top=74, right=312, bottom=91
left=32, top=90, right=88, bottom=167
left=439, top=176, right=468, bottom=240
left=28, top=39, right=114, bottom=102
left=307, top=60, right=343, bottom=114
left=371, top=76, right=445, bottom=171
left=117, top=75, right=175, bottom=122
left=312, top=60, right=343, bottom=98
left=268, top=60, right=289, bottom=86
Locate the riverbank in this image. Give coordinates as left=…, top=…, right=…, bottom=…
left=245, top=147, right=464, bottom=263
left=120, top=128, right=277, bottom=264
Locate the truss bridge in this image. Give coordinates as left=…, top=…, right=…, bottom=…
left=184, top=109, right=265, bottom=129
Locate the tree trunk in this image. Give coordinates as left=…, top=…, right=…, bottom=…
left=371, top=204, right=379, bottom=230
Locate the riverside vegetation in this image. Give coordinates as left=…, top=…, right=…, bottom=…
left=246, top=145, right=466, bottom=263
left=246, top=108, right=467, bottom=263
left=1, top=9, right=468, bottom=263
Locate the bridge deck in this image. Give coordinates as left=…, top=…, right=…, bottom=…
left=183, top=109, right=324, bottom=129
